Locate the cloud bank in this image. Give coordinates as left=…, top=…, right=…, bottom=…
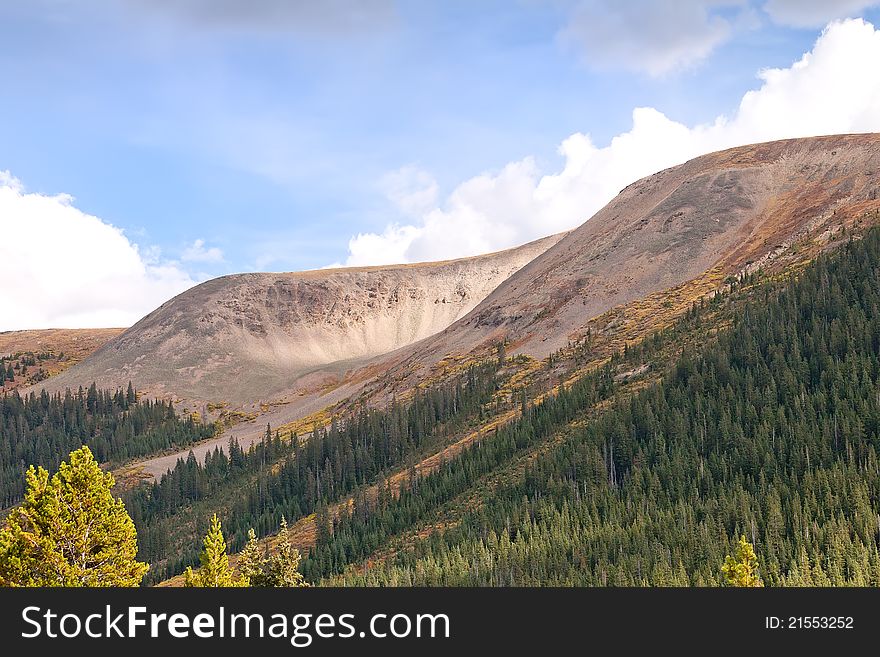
left=0, top=173, right=196, bottom=330
left=345, top=18, right=880, bottom=267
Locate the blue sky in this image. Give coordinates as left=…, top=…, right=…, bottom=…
left=3, top=1, right=880, bottom=328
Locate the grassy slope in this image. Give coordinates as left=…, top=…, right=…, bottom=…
left=0, top=327, right=124, bottom=392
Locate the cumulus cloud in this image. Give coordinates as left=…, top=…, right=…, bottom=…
left=342, top=167, right=439, bottom=267
left=0, top=174, right=196, bottom=330
left=560, top=0, right=750, bottom=77
left=346, top=224, right=421, bottom=267
left=181, top=238, right=224, bottom=263
left=763, top=0, right=880, bottom=28
left=345, top=18, right=880, bottom=267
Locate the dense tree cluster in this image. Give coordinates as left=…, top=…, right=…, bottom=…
left=303, top=364, right=617, bottom=583
left=0, top=446, right=308, bottom=589
left=125, top=363, right=502, bottom=583
left=0, top=383, right=213, bottom=507
left=317, top=231, right=880, bottom=586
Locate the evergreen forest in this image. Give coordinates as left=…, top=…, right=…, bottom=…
left=6, top=228, right=880, bottom=588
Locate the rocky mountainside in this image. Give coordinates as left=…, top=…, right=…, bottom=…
left=40, top=134, right=880, bottom=445
left=43, top=234, right=563, bottom=407
left=385, top=134, right=880, bottom=380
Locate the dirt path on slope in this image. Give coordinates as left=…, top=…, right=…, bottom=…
left=115, top=389, right=344, bottom=481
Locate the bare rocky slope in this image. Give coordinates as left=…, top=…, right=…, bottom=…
left=43, top=234, right=563, bottom=409
left=379, top=133, right=880, bottom=384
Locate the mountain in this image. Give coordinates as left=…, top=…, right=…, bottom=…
left=154, top=216, right=880, bottom=586
left=381, top=133, right=880, bottom=384
left=321, top=225, right=880, bottom=587
left=38, top=134, right=880, bottom=440
left=42, top=234, right=563, bottom=409
left=9, top=133, right=880, bottom=587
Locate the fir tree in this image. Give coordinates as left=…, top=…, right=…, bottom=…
left=237, top=528, right=265, bottom=585
left=0, top=383, right=213, bottom=508
left=239, top=518, right=309, bottom=588
left=0, top=446, right=148, bottom=587
left=184, top=514, right=247, bottom=587
left=722, top=536, right=764, bottom=587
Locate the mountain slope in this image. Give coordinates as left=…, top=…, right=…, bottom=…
left=382, top=134, right=880, bottom=384
left=44, top=235, right=563, bottom=407
left=324, top=226, right=880, bottom=586
left=0, top=328, right=124, bottom=391
left=40, top=134, right=880, bottom=471
left=155, top=220, right=880, bottom=586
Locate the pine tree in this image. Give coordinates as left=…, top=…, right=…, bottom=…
left=184, top=514, right=247, bottom=587
left=238, top=528, right=265, bottom=585
left=0, top=446, right=148, bottom=586
left=86, top=383, right=98, bottom=413
left=238, top=518, right=309, bottom=587
left=722, top=535, right=764, bottom=587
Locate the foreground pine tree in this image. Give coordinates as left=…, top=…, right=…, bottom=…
left=239, top=517, right=310, bottom=587
left=184, top=514, right=247, bottom=587
left=722, top=535, right=764, bottom=587
left=0, top=446, right=148, bottom=587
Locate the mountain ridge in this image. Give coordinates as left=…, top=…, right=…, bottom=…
left=40, top=233, right=564, bottom=409
left=32, top=133, right=880, bottom=482
left=371, top=133, right=880, bottom=390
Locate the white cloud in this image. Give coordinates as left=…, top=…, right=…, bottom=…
left=560, top=0, right=750, bottom=77
left=763, top=0, right=880, bottom=28
left=346, top=224, right=422, bottom=267
left=380, top=165, right=438, bottom=219
left=0, top=174, right=196, bottom=330
left=181, top=238, right=224, bottom=263
left=345, top=18, right=880, bottom=267
left=342, top=167, right=439, bottom=267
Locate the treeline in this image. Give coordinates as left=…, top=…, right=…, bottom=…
left=123, top=362, right=502, bottom=583
left=319, top=230, right=880, bottom=586
left=0, top=383, right=213, bottom=507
